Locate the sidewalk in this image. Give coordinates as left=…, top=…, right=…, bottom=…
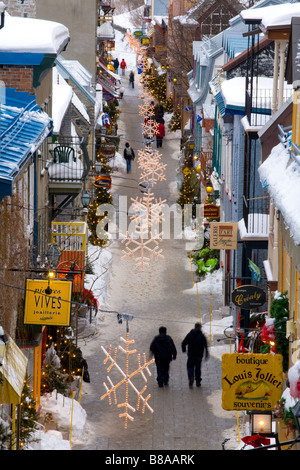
left=74, top=73, right=246, bottom=450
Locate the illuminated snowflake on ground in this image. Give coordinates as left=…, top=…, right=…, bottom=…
left=100, top=332, right=155, bottom=428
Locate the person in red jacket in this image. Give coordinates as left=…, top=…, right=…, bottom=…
left=120, top=58, right=126, bottom=76
left=156, top=119, right=165, bottom=148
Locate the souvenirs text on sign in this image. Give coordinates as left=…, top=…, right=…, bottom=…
left=231, top=285, right=266, bottom=309
left=222, top=353, right=283, bottom=411
left=24, top=279, right=72, bottom=326
left=210, top=222, right=238, bottom=250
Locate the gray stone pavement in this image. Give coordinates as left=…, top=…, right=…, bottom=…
left=73, top=74, right=245, bottom=451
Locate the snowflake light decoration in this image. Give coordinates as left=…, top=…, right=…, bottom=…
left=140, top=159, right=167, bottom=186
left=100, top=332, right=155, bottom=428
left=142, top=118, right=159, bottom=138
left=121, top=227, right=164, bottom=271
left=129, top=189, right=166, bottom=232
left=138, top=100, right=155, bottom=118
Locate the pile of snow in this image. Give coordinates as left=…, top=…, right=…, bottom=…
left=27, top=429, right=71, bottom=451
left=40, top=392, right=87, bottom=438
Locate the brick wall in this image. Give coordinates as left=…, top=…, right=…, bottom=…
left=5, top=0, right=36, bottom=18
left=0, top=65, right=34, bottom=94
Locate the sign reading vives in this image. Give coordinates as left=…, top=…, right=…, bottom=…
left=222, top=353, right=283, bottom=411
left=24, top=279, right=72, bottom=326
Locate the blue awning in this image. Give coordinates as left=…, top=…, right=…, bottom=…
left=0, top=98, right=52, bottom=201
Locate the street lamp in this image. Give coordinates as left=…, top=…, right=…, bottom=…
left=250, top=411, right=273, bottom=435
left=46, top=243, right=61, bottom=268
left=0, top=326, right=9, bottom=365
left=81, top=190, right=92, bottom=208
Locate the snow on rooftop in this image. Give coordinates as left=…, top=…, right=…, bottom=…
left=221, top=76, right=292, bottom=109
left=0, top=12, right=69, bottom=54
left=240, top=3, right=300, bottom=29
left=258, top=142, right=300, bottom=245
left=52, top=68, right=73, bottom=134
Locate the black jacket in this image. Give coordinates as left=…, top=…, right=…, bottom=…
left=181, top=328, right=208, bottom=359
left=150, top=334, right=177, bottom=363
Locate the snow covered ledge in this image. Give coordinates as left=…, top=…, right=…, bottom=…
left=238, top=213, right=269, bottom=241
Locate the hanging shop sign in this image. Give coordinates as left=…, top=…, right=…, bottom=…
left=203, top=204, right=220, bottom=219
left=98, top=143, right=116, bottom=159
left=93, top=174, right=112, bottom=189
left=24, top=279, right=72, bottom=326
left=222, top=353, right=283, bottom=411
left=231, top=285, right=266, bottom=309
left=134, top=31, right=143, bottom=36
left=210, top=222, right=238, bottom=250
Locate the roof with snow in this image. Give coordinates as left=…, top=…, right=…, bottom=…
left=240, top=2, right=300, bottom=28
left=0, top=13, right=69, bottom=64
left=258, top=142, right=300, bottom=245
left=0, top=98, right=52, bottom=201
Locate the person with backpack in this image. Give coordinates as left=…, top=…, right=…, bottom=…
left=150, top=326, right=177, bottom=387
left=123, top=142, right=135, bottom=173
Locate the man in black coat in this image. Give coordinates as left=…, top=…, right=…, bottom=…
left=150, top=326, right=177, bottom=387
left=182, top=322, right=208, bottom=387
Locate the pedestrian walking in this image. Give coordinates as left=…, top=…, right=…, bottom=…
left=119, top=86, right=125, bottom=99
left=181, top=322, right=208, bottom=387
left=150, top=326, right=177, bottom=387
left=129, top=71, right=135, bottom=88
left=156, top=119, right=165, bottom=148
left=120, top=58, right=126, bottom=76
left=123, top=142, right=135, bottom=173
left=113, top=58, right=119, bottom=74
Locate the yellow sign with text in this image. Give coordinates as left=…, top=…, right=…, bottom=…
left=222, top=353, right=283, bottom=411
left=24, top=279, right=72, bottom=326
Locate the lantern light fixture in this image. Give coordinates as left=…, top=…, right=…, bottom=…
left=81, top=190, right=92, bottom=209
left=250, top=411, right=273, bottom=435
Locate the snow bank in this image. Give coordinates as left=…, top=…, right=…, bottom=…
left=40, top=392, right=87, bottom=439
left=27, top=429, right=71, bottom=450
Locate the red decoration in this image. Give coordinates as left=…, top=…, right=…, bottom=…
left=261, top=321, right=277, bottom=353
left=242, top=435, right=271, bottom=448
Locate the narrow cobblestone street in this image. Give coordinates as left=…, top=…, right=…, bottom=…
left=73, top=73, right=244, bottom=451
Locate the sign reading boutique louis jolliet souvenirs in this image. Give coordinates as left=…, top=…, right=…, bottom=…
left=222, top=353, right=283, bottom=411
